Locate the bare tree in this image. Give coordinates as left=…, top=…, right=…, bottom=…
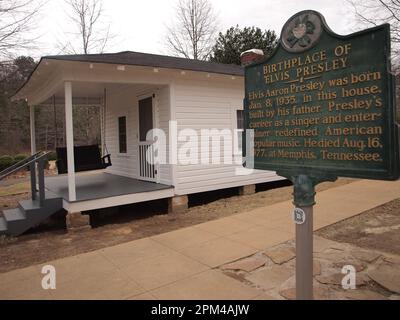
left=60, top=0, right=112, bottom=54
left=0, top=0, right=42, bottom=59
left=348, top=0, right=400, bottom=121
left=165, top=0, right=219, bottom=60
left=348, top=0, right=400, bottom=57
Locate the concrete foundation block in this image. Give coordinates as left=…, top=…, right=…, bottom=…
left=66, top=211, right=91, bottom=232
left=239, top=184, right=256, bottom=196
left=168, top=195, right=188, bottom=214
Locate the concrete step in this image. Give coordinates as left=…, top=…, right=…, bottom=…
left=0, top=216, right=7, bottom=233
left=4, top=208, right=26, bottom=222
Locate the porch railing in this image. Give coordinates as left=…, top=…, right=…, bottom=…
left=139, top=142, right=156, bottom=181
left=0, top=151, right=50, bottom=206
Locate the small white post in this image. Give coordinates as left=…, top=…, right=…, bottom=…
left=30, top=105, right=36, bottom=155
left=100, top=88, right=106, bottom=154
left=100, top=105, right=104, bottom=154
left=64, top=81, right=76, bottom=201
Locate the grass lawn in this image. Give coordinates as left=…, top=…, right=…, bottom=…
left=0, top=182, right=30, bottom=197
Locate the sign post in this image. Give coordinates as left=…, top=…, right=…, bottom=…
left=280, top=172, right=336, bottom=300
left=295, top=204, right=313, bottom=300
left=243, top=10, right=400, bottom=300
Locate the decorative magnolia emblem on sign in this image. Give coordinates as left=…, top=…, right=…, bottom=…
left=281, top=11, right=323, bottom=52
left=287, top=15, right=315, bottom=48
left=293, top=208, right=306, bottom=225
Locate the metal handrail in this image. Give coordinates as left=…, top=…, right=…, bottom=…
left=0, top=151, right=44, bottom=179
left=0, top=151, right=50, bottom=206
left=0, top=151, right=49, bottom=181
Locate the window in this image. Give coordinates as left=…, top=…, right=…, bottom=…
left=118, top=116, right=127, bottom=153
left=235, top=109, right=244, bottom=155
left=237, top=109, right=244, bottom=130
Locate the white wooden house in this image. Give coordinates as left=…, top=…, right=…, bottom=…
left=1, top=51, right=283, bottom=234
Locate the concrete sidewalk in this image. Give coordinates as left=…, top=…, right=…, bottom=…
left=0, top=179, right=399, bottom=300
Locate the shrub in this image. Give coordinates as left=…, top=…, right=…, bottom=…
left=0, top=155, right=13, bottom=162
left=0, top=155, right=14, bottom=171
left=38, top=158, right=50, bottom=170
left=14, top=154, right=28, bottom=162
left=0, top=153, right=52, bottom=173
left=47, top=151, right=57, bottom=161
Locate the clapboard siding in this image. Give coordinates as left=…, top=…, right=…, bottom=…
left=104, top=86, right=138, bottom=178
left=101, top=73, right=281, bottom=196
left=156, top=86, right=172, bottom=184
left=180, top=172, right=284, bottom=195
left=104, top=84, right=172, bottom=184
left=173, top=77, right=281, bottom=195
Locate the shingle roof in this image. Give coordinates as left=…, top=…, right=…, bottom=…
left=44, top=51, right=244, bottom=76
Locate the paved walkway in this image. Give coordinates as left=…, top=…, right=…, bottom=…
left=0, top=179, right=399, bottom=300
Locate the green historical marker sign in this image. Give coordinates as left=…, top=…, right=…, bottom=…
left=244, top=10, right=400, bottom=180
left=243, top=10, right=400, bottom=300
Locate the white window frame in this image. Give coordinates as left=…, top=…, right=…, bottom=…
left=232, top=107, right=244, bottom=157
left=117, top=115, right=128, bottom=155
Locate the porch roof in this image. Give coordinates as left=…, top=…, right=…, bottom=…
left=43, top=51, right=244, bottom=76
left=12, top=51, right=244, bottom=104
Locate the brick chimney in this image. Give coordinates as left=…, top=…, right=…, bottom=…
left=240, top=49, right=264, bottom=66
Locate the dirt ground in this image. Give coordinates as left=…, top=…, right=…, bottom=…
left=0, top=178, right=355, bottom=273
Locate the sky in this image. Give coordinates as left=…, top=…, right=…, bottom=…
left=31, top=0, right=359, bottom=58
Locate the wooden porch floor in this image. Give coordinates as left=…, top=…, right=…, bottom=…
left=45, top=172, right=173, bottom=202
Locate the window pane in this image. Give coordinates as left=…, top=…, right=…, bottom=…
left=118, top=116, right=127, bottom=153
left=237, top=110, right=244, bottom=129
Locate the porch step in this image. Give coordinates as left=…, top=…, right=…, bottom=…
left=4, top=208, right=25, bottom=222
left=42, top=190, right=60, bottom=199
left=19, top=199, right=41, bottom=211
left=1, top=196, right=63, bottom=236
left=0, top=217, right=6, bottom=233
left=19, top=192, right=62, bottom=212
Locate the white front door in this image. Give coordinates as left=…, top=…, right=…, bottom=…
left=138, top=95, right=157, bottom=182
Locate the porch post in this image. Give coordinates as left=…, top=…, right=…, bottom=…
left=101, top=88, right=106, bottom=154
left=64, top=81, right=76, bottom=201
left=29, top=105, right=36, bottom=155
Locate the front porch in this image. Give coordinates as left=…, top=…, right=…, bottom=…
left=45, top=171, right=174, bottom=212
left=12, top=57, right=175, bottom=205
left=0, top=58, right=179, bottom=236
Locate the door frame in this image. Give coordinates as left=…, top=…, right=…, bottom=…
left=136, top=92, right=159, bottom=183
